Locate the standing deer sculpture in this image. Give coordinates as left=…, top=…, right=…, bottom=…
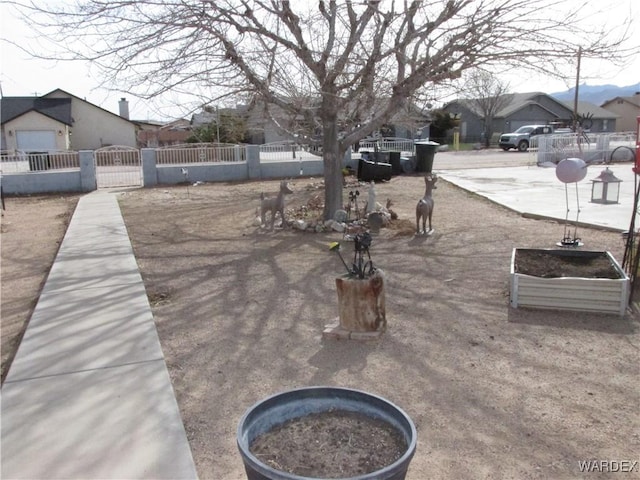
left=260, top=180, right=293, bottom=230
left=416, top=174, right=437, bottom=235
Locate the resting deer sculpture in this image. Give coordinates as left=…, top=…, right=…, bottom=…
left=416, top=174, right=437, bottom=235
left=260, top=180, right=293, bottom=230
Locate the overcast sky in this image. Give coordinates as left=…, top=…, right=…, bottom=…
left=1, top=1, right=638, bottom=122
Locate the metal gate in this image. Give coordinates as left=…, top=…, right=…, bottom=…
left=95, top=146, right=142, bottom=188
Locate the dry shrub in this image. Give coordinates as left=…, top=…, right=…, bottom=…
left=387, top=218, right=415, bottom=237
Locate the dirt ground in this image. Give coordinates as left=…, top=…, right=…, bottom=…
left=0, top=194, right=80, bottom=383
left=250, top=409, right=407, bottom=477
left=2, top=176, right=639, bottom=479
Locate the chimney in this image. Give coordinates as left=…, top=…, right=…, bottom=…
left=118, top=97, right=130, bottom=120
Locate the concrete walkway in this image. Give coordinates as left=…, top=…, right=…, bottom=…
left=438, top=160, right=638, bottom=233
left=1, top=191, right=198, bottom=479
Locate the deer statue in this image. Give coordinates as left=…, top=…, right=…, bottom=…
left=260, top=180, right=294, bottom=230
left=416, top=174, right=437, bottom=235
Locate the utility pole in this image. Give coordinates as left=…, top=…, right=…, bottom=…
left=572, top=46, right=582, bottom=132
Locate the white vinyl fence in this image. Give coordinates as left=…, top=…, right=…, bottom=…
left=0, top=150, right=80, bottom=172
left=259, top=141, right=322, bottom=162
left=156, top=143, right=245, bottom=164
left=358, top=137, right=416, bottom=155
left=535, top=132, right=637, bottom=165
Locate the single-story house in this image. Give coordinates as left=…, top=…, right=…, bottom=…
left=600, top=93, right=640, bottom=132
left=191, top=97, right=431, bottom=146
left=559, top=100, right=620, bottom=133
left=1, top=89, right=137, bottom=153
left=135, top=118, right=192, bottom=148
left=441, top=92, right=618, bottom=143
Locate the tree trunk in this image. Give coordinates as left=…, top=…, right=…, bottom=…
left=322, top=113, right=345, bottom=221
left=335, top=270, right=386, bottom=332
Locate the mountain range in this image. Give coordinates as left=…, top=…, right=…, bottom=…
left=550, top=83, right=640, bottom=106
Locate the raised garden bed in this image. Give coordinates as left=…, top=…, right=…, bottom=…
left=510, top=248, right=630, bottom=316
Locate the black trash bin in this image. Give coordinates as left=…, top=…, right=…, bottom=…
left=357, top=157, right=391, bottom=182
left=388, top=151, right=402, bottom=175
left=414, top=141, right=439, bottom=173
left=374, top=151, right=390, bottom=164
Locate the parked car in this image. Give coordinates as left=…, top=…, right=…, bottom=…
left=499, top=125, right=554, bottom=152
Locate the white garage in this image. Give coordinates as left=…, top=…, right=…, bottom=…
left=16, top=130, right=58, bottom=152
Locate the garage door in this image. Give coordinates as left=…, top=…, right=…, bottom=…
left=16, top=130, right=57, bottom=151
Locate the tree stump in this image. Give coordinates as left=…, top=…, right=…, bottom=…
left=323, top=269, right=386, bottom=340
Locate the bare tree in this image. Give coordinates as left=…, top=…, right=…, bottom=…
left=462, top=70, right=511, bottom=147
left=7, top=0, right=633, bottom=219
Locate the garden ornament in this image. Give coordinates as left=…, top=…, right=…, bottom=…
left=329, top=232, right=376, bottom=279
left=367, top=181, right=376, bottom=213
left=555, top=158, right=587, bottom=247
left=348, top=189, right=360, bottom=220
left=260, top=180, right=293, bottom=230
left=181, top=167, right=190, bottom=197
left=416, top=173, right=437, bottom=235
left=329, top=242, right=351, bottom=275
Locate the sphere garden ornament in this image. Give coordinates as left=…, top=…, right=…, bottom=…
left=555, top=157, right=587, bottom=184
left=555, top=158, right=587, bottom=247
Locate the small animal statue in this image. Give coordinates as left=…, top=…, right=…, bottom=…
left=386, top=198, right=398, bottom=220
left=416, top=174, right=437, bottom=235
left=260, top=180, right=293, bottom=229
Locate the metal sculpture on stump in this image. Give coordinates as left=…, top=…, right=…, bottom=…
left=329, top=233, right=375, bottom=279
left=326, top=233, right=385, bottom=339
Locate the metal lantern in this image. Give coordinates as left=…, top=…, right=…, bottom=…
left=590, top=167, right=622, bottom=204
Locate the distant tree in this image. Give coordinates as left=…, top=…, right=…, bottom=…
left=429, top=110, right=460, bottom=144
left=13, top=1, right=633, bottom=219
left=187, top=111, right=248, bottom=144
left=462, top=71, right=511, bottom=147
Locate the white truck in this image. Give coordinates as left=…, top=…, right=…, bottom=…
left=499, top=125, right=554, bottom=152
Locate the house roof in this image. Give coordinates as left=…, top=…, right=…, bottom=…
left=562, top=102, right=620, bottom=118
left=443, top=92, right=564, bottom=118
left=444, top=92, right=617, bottom=121
left=496, top=92, right=571, bottom=118
left=560, top=100, right=620, bottom=119
left=43, top=88, right=136, bottom=125
left=601, top=95, right=640, bottom=108
left=1, top=96, right=73, bottom=125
